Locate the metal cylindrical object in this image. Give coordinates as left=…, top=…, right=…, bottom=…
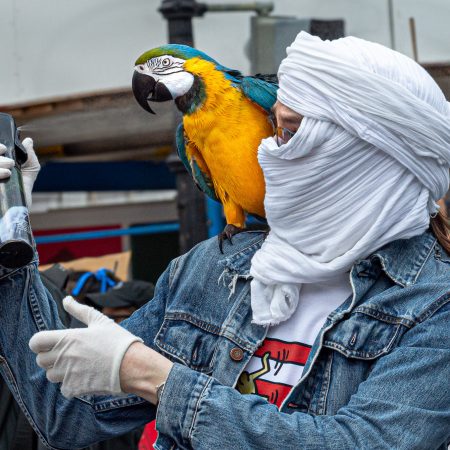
left=0, top=113, right=34, bottom=268
left=205, top=2, right=274, bottom=16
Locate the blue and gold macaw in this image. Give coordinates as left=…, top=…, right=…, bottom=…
left=132, top=45, right=278, bottom=249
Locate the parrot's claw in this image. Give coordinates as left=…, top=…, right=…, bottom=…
left=218, top=225, right=245, bottom=253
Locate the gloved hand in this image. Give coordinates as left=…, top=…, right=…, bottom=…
left=29, top=296, right=143, bottom=398
left=0, top=137, right=40, bottom=207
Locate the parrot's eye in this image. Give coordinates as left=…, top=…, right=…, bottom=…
left=150, top=56, right=184, bottom=75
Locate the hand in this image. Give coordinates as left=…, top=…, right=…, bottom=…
left=29, top=296, right=143, bottom=398
left=0, top=137, right=40, bottom=207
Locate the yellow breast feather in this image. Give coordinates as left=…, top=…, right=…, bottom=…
left=182, top=58, right=272, bottom=225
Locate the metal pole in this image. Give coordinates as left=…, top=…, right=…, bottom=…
left=35, top=223, right=180, bottom=244
left=159, top=0, right=209, bottom=254
left=388, top=0, right=396, bottom=50
left=409, top=17, right=419, bottom=62
left=205, top=2, right=273, bottom=16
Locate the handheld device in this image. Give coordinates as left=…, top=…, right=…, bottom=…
left=0, top=113, right=34, bottom=268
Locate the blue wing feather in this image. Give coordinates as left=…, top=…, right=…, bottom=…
left=240, top=75, right=278, bottom=113
left=175, top=123, right=191, bottom=173
left=176, top=123, right=219, bottom=202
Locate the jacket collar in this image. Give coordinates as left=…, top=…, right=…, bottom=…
left=218, top=231, right=265, bottom=277
left=356, top=230, right=436, bottom=287
left=220, top=230, right=437, bottom=287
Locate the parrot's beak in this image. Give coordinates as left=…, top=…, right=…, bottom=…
left=132, top=71, right=173, bottom=115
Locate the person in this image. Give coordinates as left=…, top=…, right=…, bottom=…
left=1, top=32, right=450, bottom=450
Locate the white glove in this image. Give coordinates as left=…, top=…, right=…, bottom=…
left=29, top=296, right=143, bottom=399
left=0, top=137, right=40, bottom=207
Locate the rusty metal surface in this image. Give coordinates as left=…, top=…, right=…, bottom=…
left=423, top=62, right=450, bottom=101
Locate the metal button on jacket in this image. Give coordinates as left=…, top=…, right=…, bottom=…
left=230, top=347, right=244, bottom=361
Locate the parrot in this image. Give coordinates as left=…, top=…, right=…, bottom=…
left=131, top=44, right=278, bottom=251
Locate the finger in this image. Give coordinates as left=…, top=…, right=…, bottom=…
left=0, top=168, right=11, bottom=179
left=46, top=367, right=62, bottom=384
left=21, top=138, right=40, bottom=171
left=62, top=296, right=104, bottom=325
left=0, top=144, right=6, bottom=155
left=0, top=156, right=15, bottom=169
left=36, top=351, right=56, bottom=369
left=22, top=137, right=34, bottom=151
left=61, top=385, right=75, bottom=399
left=29, top=329, right=67, bottom=353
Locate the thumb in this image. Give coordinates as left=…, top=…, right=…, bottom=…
left=22, top=137, right=34, bottom=152
left=62, top=296, right=105, bottom=325
left=21, top=138, right=40, bottom=172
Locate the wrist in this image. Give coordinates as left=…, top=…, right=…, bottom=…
left=119, top=342, right=173, bottom=404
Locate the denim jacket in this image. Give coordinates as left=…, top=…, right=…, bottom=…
left=0, top=230, right=449, bottom=450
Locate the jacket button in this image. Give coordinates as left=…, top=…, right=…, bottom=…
left=230, top=347, right=244, bottom=361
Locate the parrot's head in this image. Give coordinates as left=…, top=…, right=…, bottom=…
left=132, top=44, right=239, bottom=114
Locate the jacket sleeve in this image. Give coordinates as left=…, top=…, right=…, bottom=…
left=156, top=299, right=450, bottom=450
left=0, top=260, right=173, bottom=450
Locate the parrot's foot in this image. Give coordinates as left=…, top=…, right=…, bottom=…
left=218, top=224, right=245, bottom=253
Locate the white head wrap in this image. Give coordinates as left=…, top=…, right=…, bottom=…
left=249, top=32, right=450, bottom=325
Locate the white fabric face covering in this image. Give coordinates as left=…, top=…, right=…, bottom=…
left=250, top=32, right=450, bottom=325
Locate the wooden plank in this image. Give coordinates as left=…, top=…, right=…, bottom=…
left=30, top=198, right=178, bottom=230
left=0, top=88, right=176, bottom=155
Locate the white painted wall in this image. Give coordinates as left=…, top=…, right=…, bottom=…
left=1, top=0, right=449, bottom=105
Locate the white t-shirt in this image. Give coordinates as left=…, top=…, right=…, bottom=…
left=236, top=272, right=352, bottom=408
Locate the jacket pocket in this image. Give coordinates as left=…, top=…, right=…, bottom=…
left=322, top=309, right=408, bottom=359
left=155, top=314, right=219, bottom=373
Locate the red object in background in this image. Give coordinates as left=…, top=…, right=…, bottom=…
left=35, top=225, right=122, bottom=265
left=139, top=421, right=158, bottom=450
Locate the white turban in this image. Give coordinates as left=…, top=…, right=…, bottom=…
left=249, top=32, right=450, bottom=325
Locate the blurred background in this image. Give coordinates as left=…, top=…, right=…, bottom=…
left=1, top=1, right=450, bottom=448
left=3, top=0, right=450, bottom=104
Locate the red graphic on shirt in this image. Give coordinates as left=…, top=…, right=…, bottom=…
left=254, top=378, right=293, bottom=407
left=254, top=338, right=311, bottom=366
left=139, top=420, right=157, bottom=450
left=237, top=338, right=312, bottom=408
